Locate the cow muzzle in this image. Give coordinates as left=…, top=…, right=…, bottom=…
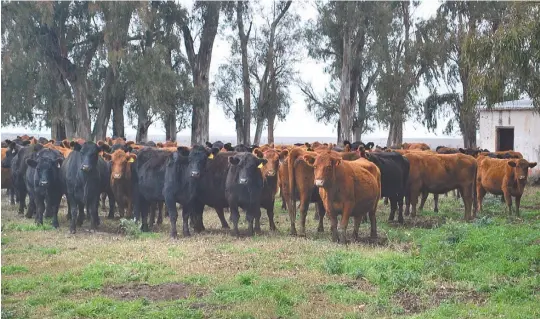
left=191, top=171, right=200, bottom=178
left=239, top=178, right=248, bottom=184
left=40, top=181, right=48, bottom=186
left=266, top=170, right=276, bottom=176
left=81, top=165, right=90, bottom=171
left=519, top=175, right=526, bottom=180
left=113, top=173, right=122, bottom=179
left=315, top=179, right=324, bottom=187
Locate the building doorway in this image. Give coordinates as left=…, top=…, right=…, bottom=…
left=496, top=127, right=514, bottom=151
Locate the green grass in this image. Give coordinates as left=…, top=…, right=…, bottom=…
left=1, top=187, right=539, bottom=318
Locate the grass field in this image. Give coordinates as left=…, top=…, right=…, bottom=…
left=1, top=188, right=539, bottom=319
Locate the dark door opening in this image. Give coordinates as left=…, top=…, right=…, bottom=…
left=496, top=127, right=514, bottom=151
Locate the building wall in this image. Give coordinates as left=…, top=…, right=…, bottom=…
left=479, top=109, right=540, bottom=172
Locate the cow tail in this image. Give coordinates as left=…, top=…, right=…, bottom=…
left=473, top=160, right=478, bottom=216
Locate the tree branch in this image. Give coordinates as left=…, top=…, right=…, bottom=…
left=182, top=24, right=196, bottom=72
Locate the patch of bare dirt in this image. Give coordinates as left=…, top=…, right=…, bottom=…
left=393, top=285, right=487, bottom=314
left=102, top=282, right=205, bottom=301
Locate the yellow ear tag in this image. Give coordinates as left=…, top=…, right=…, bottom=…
left=258, top=163, right=264, bottom=169
left=128, top=158, right=134, bottom=163
left=208, top=153, right=214, bottom=159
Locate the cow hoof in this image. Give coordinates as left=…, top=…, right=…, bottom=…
left=289, top=230, right=297, bottom=236
left=434, top=209, right=439, bottom=213
left=70, top=229, right=76, bottom=234
left=221, top=225, right=230, bottom=229
left=317, top=227, right=324, bottom=233
left=180, top=232, right=189, bottom=238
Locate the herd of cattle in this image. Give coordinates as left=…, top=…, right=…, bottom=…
left=1, top=135, right=537, bottom=244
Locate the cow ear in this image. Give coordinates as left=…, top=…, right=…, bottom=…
left=22, top=140, right=31, bottom=146
left=228, top=156, right=240, bottom=165
left=459, top=148, right=466, bottom=153
left=102, top=153, right=112, bottom=161
left=253, top=148, right=264, bottom=158
left=128, top=154, right=137, bottom=163
left=302, top=155, right=316, bottom=166
left=177, top=146, right=190, bottom=157
left=366, top=142, right=374, bottom=149
left=508, top=161, right=517, bottom=167
left=101, top=143, right=111, bottom=153
left=205, top=141, right=213, bottom=148
left=258, top=158, right=268, bottom=168
left=26, top=158, right=38, bottom=168
left=210, top=147, right=220, bottom=157
left=279, top=150, right=289, bottom=162
left=335, top=159, right=342, bottom=166
left=529, top=162, right=537, bottom=168
left=157, top=142, right=164, bottom=148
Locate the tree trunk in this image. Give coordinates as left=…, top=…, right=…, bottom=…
left=136, top=106, right=151, bottom=143
left=92, top=68, right=115, bottom=141
left=165, top=113, right=177, bottom=142
left=461, top=116, right=477, bottom=148
left=51, top=118, right=67, bottom=141
left=235, top=98, right=244, bottom=145
left=253, top=117, right=264, bottom=145
left=337, top=120, right=342, bottom=143
left=182, top=2, right=220, bottom=146
left=237, top=2, right=251, bottom=145
left=386, top=112, right=404, bottom=147
left=267, top=113, right=276, bottom=145
left=339, top=27, right=354, bottom=143
left=71, top=76, right=92, bottom=140
left=112, top=93, right=125, bottom=138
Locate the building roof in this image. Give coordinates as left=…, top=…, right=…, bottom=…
left=477, top=98, right=535, bottom=112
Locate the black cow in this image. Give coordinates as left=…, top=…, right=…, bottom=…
left=5, top=143, right=44, bottom=216
left=61, top=142, right=115, bottom=233
left=25, top=148, right=64, bottom=227
left=206, top=141, right=225, bottom=150
left=344, top=141, right=374, bottom=152
left=225, top=153, right=267, bottom=236
left=363, top=151, right=410, bottom=223
left=162, top=145, right=220, bottom=238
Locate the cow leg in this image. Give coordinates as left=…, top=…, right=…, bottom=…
left=329, top=213, right=339, bottom=243
left=107, top=192, right=115, bottom=219
left=50, top=195, right=61, bottom=229
left=405, top=194, right=411, bottom=216
left=515, top=195, right=521, bottom=217
left=384, top=197, right=389, bottom=205
left=281, top=193, right=287, bottom=211
left=352, top=215, right=361, bottom=242
left=461, top=185, right=474, bottom=221
left=215, top=207, right=230, bottom=229
left=499, top=195, right=505, bottom=203
left=388, top=197, right=398, bottom=222
left=149, top=202, right=156, bottom=228
left=253, top=206, right=262, bottom=235
left=101, top=193, right=107, bottom=212
left=288, top=199, right=297, bottom=236
left=313, top=204, right=320, bottom=220
left=9, top=187, right=15, bottom=205
left=67, top=195, right=79, bottom=234
left=338, top=209, right=352, bottom=244
left=397, top=196, right=404, bottom=224
left=77, top=204, right=85, bottom=226
left=418, top=192, right=429, bottom=212
left=230, top=204, right=241, bottom=237
left=139, top=199, right=150, bottom=232
left=433, top=194, right=439, bottom=213
left=18, top=188, right=27, bottom=215
left=316, top=200, right=325, bottom=233
left=25, top=195, right=36, bottom=219
left=368, top=209, right=377, bottom=238
left=265, top=203, right=277, bottom=231
left=34, top=195, right=45, bottom=226
left=504, top=191, right=513, bottom=216
left=191, top=202, right=205, bottom=233
left=298, top=200, right=310, bottom=237
left=126, top=198, right=133, bottom=219
left=410, top=189, right=420, bottom=218
left=157, top=201, right=164, bottom=225
left=165, top=196, right=179, bottom=238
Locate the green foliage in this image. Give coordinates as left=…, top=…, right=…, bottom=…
left=119, top=218, right=142, bottom=239
left=1, top=265, right=29, bottom=275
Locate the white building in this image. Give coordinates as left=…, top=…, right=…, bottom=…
left=478, top=99, right=540, bottom=172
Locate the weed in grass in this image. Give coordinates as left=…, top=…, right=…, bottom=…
left=319, top=283, right=373, bottom=305
left=183, top=275, right=210, bottom=286
left=119, top=218, right=142, bottom=238
left=38, top=247, right=59, bottom=255
left=168, top=246, right=185, bottom=258
left=324, top=253, right=346, bottom=275
left=1, top=236, right=12, bottom=245
left=236, top=271, right=258, bottom=286
left=1, top=265, right=28, bottom=275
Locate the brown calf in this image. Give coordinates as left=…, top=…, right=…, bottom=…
left=476, top=157, right=537, bottom=216
left=302, top=151, right=380, bottom=243
left=102, top=150, right=137, bottom=218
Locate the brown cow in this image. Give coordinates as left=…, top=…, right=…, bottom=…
left=476, top=157, right=537, bottom=216
left=1, top=148, right=15, bottom=205
left=403, top=152, right=477, bottom=220
left=402, top=142, right=431, bottom=151
left=253, top=147, right=283, bottom=231
left=301, top=151, right=380, bottom=243
left=102, top=150, right=137, bottom=218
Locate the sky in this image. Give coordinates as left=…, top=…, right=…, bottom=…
left=2, top=0, right=457, bottom=140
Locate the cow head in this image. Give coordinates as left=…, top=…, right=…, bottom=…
left=302, top=151, right=341, bottom=188
left=459, top=148, right=481, bottom=158
left=508, top=159, right=537, bottom=181
left=26, top=149, right=63, bottom=187
left=253, top=148, right=280, bottom=177
left=228, top=153, right=267, bottom=185
left=188, top=145, right=219, bottom=178
left=80, top=142, right=102, bottom=172
left=102, top=149, right=137, bottom=180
